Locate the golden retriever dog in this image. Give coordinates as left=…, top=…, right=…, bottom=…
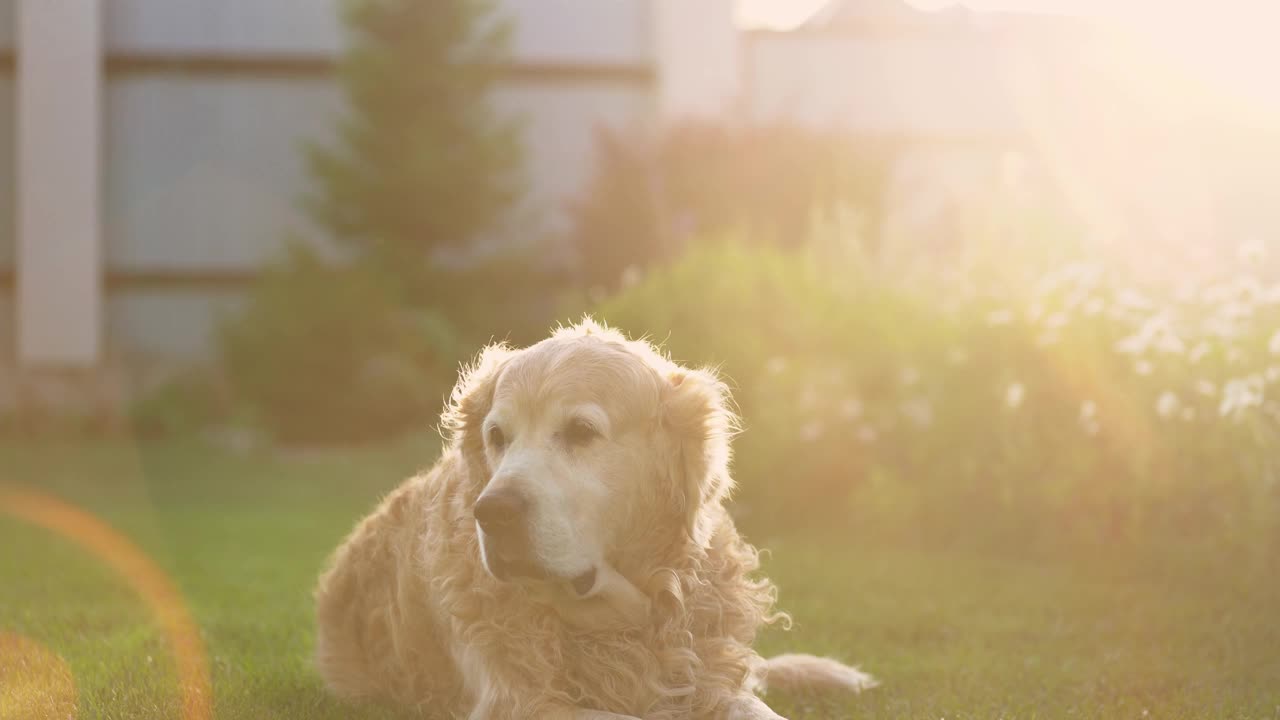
left=315, top=320, right=875, bottom=719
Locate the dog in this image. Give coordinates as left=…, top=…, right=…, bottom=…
left=314, top=320, right=875, bottom=719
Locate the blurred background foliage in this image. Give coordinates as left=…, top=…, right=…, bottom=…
left=595, top=240, right=1280, bottom=548
left=305, top=0, right=523, bottom=290
left=570, top=124, right=895, bottom=291
left=127, top=0, right=1280, bottom=552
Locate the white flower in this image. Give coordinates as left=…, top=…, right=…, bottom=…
left=1062, top=288, right=1085, bottom=312
left=902, top=398, right=934, bottom=429
left=1005, top=382, right=1025, bottom=410
left=1045, top=311, right=1069, bottom=330
left=1078, top=400, right=1100, bottom=436
left=1204, top=315, right=1240, bottom=340
left=1195, top=380, right=1217, bottom=397
left=1036, top=331, right=1060, bottom=348
left=620, top=265, right=644, bottom=289
left=1227, top=347, right=1244, bottom=366
left=1219, top=375, right=1265, bottom=420
left=1189, top=342, right=1211, bottom=364
left=986, top=309, right=1015, bottom=327
left=1153, top=330, right=1186, bottom=356
left=900, top=367, right=921, bottom=387
left=799, top=421, right=825, bottom=443
left=799, top=385, right=821, bottom=410
left=765, top=357, right=788, bottom=376
left=1221, top=301, right=1253, bottom=321
left=1134, top=360, right=1154, bottom=377
left=1117, top=289, right=1153, bottom=310
left=1083, top=297, right=1105, bottom=316
left=1156, top=391, right=1180, bottom=419
left=1236, top=277, right=1264, bottom=303
left=1269, top=330, right=1280, bottom=356
left=856, top=425, right=878, bottom=444
left=1200, top=283, right=1233, bottom=306
left=1267, top=366, right=1280, bottom=384
left=1118, top=314, right=1182, bottom=358
left=1180, top=407, right=1197, bottom=422
left=1237, top=239, right=1266, bottom=264
left=839, top=397, right=864, bottom=420
left=1114, top=333, right=1147, bottom=356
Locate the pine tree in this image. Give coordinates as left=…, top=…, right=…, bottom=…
left=306, top=0, right=523, bottom=284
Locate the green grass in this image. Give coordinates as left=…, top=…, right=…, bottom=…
left=1, top=438, right=1277, bottom=719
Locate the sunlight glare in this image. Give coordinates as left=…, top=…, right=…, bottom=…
left=736, top=0, right=829, bottom=29
left=738, top=0, right=1280, bottom=117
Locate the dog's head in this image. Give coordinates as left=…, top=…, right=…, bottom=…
left=444, top=320, right=735, bottom=620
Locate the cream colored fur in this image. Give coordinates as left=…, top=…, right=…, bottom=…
left=314, top=320, right=874, bottom=719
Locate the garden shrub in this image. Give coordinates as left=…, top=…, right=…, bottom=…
left=217, top=0, right=526, bottom=447
left=571, top=123, right=894, bottom=291
left=220, top=246, right=460, bottom=445
left=129, top=368, right=235, bottom=439
left=592, top=241, right=937, bottom=524
left=592, top=241, right=1280, bottom=544
left=306, top=0, right=523, bottom=294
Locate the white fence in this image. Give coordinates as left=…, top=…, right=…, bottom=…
left=3, top=0, right=1271, bottom=375
left=0, top=0, right=740, bottom=367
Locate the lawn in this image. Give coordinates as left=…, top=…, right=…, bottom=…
left=2, top=438, right=1277, bottom=719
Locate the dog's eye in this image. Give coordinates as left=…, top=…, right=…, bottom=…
left=487, top=425, right=507, bottom=450
left=562, top=418, right=600, bottom=447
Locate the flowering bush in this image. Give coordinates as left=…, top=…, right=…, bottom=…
left=593, top=241, right=1280, bottom=543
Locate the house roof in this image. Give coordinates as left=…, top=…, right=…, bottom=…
left=803, top=0, right=930, bottom=30
left=799, top=0, right=1087, bottom=37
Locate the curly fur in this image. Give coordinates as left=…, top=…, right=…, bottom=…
left=315, top=320, right=874, bottom=719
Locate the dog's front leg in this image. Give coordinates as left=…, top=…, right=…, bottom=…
left=721, top=693, right=787, bottom=720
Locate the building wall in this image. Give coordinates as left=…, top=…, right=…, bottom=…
left=0, top=0, right=742, bottom=370
left=103, top=0, right=653, bottom=63
left=746, top=30, right=1027, bottom=138
left=654, top=0, right=740, bottom=120
left=104, top=0, right=344, bottom=54
left=0, top=74, right=13, bottom=273
left=746, top=20, right=1280, bottom=266
left=0, top=0, right=11, bottom=47
left=746, top=27, right=1032, bottom=252
left=30, top=0, right=654, bottom=361
left=102, top=74, right=342, bottom=275
left=1, top=1, right=16, bottom=364
left=100, top=74, right=654, bottom=360
left=0, top=0, right=13, bottom=276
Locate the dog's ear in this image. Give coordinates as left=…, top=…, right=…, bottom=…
left=661, top=366, right=737, bottom=547
left=443, top=343, right=515, bottom=476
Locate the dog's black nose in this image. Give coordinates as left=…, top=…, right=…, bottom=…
left=474, top=489, right=528, bottom=535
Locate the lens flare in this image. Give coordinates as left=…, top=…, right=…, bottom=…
left=0, top=633, right=77, bottom=720
left=0, top=489, right=212, bottom=720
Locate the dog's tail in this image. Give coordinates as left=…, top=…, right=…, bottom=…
left=762, top=654, right=878, bottom=694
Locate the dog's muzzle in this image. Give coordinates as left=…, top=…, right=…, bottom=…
left=474, top=488, right=600, bottom=593
left=481, top=539, right=545, bottom=582
left=475, top=487, right=541, bottom=581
